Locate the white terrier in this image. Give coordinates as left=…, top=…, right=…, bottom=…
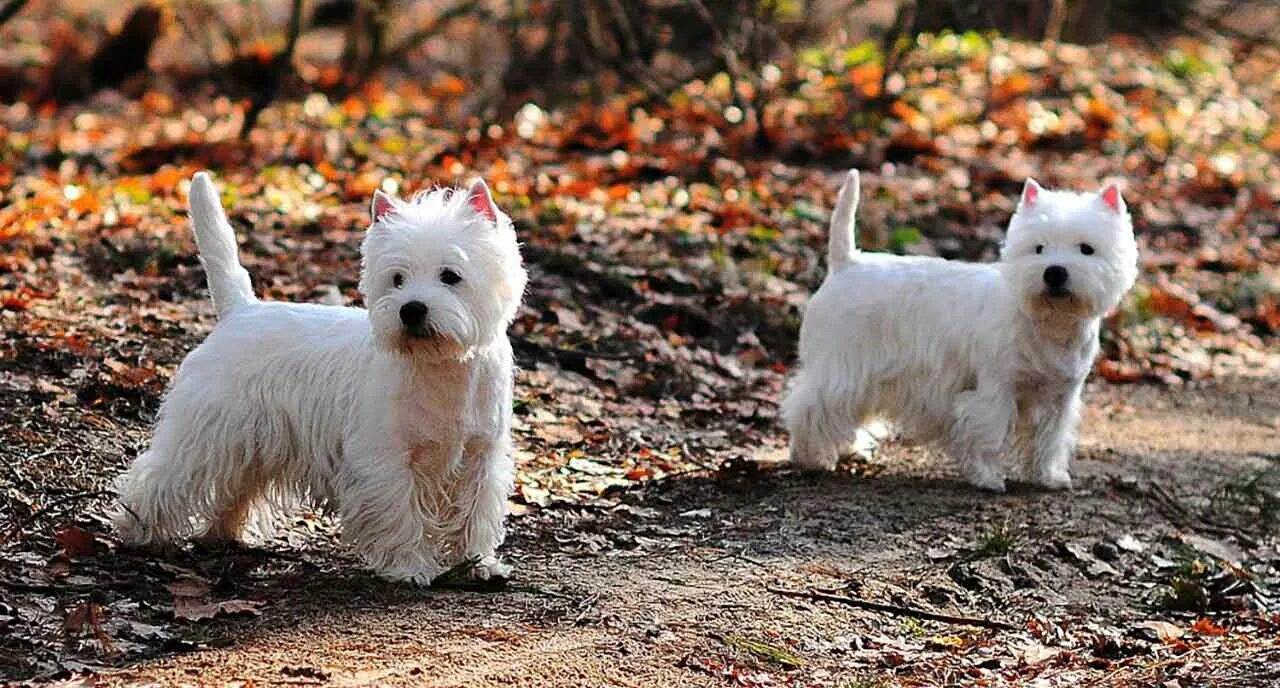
left=113, top=172, right=527, bottom=583
left=782, top=171, right=1137, bottom=491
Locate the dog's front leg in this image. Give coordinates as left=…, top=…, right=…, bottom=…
left=950, top=385, right=1016, bottom=492
left=463, top=442, right=514, bottom=581
left=1029, top=381, right=1084, bottom=490
left=337, top=447, right=446, bottom=586
left=450, top=436, right=514, bottom=581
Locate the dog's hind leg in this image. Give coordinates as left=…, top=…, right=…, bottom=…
left=114, top=433, right=226, bottom=545
left=197, top=474, right=265, bottom=545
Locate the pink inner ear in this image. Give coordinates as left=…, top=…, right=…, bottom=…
left=372, top=193, right=396, bottom=222
left=469, top=183, right=497, bottom=223
left=1022, top=182, right=1039, bottom=207
left=1101, top=184, right=1122, bottom=213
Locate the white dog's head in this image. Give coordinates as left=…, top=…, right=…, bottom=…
left=359, top=180, right=526, bottom=361
left=1000, top=179, right=1138, bottom=322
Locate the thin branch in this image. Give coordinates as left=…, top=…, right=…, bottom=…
left=375, top=0, right=490, bottom=73
left=768, top=585, right=1018, bottom=631
left=877, top=0, right=917, bottom=105
left=240, top=0, right=306, bottom=139
left=282, top=0, right=305, bottom=57
left=0, top=0, right=28, bottom=28
left=686, top=0, right=748, bottom=110
left=0, top=490, right=114, bottom=544
left=1044, top=0, right=1066, bottom=41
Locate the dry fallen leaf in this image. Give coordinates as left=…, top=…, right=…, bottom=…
left=55, top=526, right=97, bottom=558
left=1190, top=618, right=1226, bottom=636
left=173, top=597, right=264, bottom=621
left=1136, top=620, right=1185, bottom=643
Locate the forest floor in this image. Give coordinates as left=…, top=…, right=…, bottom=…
left=1, top=374, right=1278, bottom=687
left=2, top=15, right=1279, bottom=688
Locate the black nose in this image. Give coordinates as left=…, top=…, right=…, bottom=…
left=1043, top=265, right=1069, bottom=289
left=399, top=301, right=428, bottom=327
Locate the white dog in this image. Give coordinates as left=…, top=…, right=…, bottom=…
left=113, top=172, right=527, bottom=583
left=782, top=171, right=1137, bottom=491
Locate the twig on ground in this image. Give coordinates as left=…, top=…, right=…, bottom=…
left=429, top=557, right=508, bottom=592
left=0, top=578, right=100, bottom=594
left=0, top=490, right=114, bottom=544
left=704, top=547, right=767, bottom=568
left=511, top=335, right=642, bottom=363
left=1145, top=482, right=1260, bottom=548
left=572, top=592, right=599, bottom=624
left=768, top=585, right=1018, bottom=631
left=0, top=445, right=64, bottom=491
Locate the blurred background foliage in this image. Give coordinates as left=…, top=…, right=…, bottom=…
left=1, top=0, right=1276, bottom=130
left=0, top=0, right=1277, bottom=385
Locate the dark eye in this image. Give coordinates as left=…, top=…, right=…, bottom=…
left=440, top=269, right=462, bottom=285
left=1080, top=243, right=1094, bottom=255
left=1035, top=245, right=1044, bottom=255
left=391, top=272, right=404, bottom=288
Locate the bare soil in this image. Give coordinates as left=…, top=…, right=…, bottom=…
left=3, top=375, right=1277, bottom=687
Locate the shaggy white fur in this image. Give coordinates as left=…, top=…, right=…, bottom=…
left=113, top=172, right=527, bottom=584
left=782, top=171, right=1138, bottom=491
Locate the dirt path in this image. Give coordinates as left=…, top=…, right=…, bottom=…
left=10, top=376, right=1270, bottom=688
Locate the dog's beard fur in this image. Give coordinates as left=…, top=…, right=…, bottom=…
left=113, top=174, right=527, bottom=585
left=783, top=172, right=1137, bottom=493
left=369, top=295, right=472, bottom=361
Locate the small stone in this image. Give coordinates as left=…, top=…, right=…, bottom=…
left=1092, top=541, right=1120, bottom=562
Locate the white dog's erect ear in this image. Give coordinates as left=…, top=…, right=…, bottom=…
left=1098, top=181, right=1126, bottom=214
left=467, top=179, right=498, bottom=223
left=1019, top=178, right=1042, bottom=210
left=371, top=189, right=398, bottom=224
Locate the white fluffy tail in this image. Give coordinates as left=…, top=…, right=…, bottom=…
left=188, top=172, right=254, bottom=318
left=827, top=169, right=861, bottom=271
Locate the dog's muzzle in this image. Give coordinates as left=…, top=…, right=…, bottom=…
left=1042, top=265, right=1070, bottom=298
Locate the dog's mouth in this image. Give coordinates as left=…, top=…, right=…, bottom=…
left=1035, top=289, right=1092, bottom=317
left=403, top=322, right=446, bottom=341
left=396, top=324, right=467, bottom=359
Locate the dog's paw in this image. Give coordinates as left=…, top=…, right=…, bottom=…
left=473, top=556, right=512, bottom=582
left=964, top=465, right=1007, bottom=493
left=791, top=449, right=839, bottom=472
left=1035, top=470, right=1073, bottom=491
left=110, top=506, right=153, bottom=546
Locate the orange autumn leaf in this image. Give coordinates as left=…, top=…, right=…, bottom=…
left=248, top=40, right=274, bottom=63
left=849, top=63, right=883, bottom=98
left=150, top=167, right=183, bottom=194
left=890, top=100, right=928, bottom=131
left=71, top=192, right=101, bottom=215
left=345, top=171, right=382, bottom=200
left=1263, top=127, right=1280, bottom=153
left=992, top=72, right=1033, bottom=102
left=431, top=75, right=467, bottom=98
left=315, top=160, right=340, bottom=182
left=1190, top=618, right=1226, bottom=636
left=341, top=96, right=368, bottom=120
left=1096, top=358, right=1142, bottom=383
